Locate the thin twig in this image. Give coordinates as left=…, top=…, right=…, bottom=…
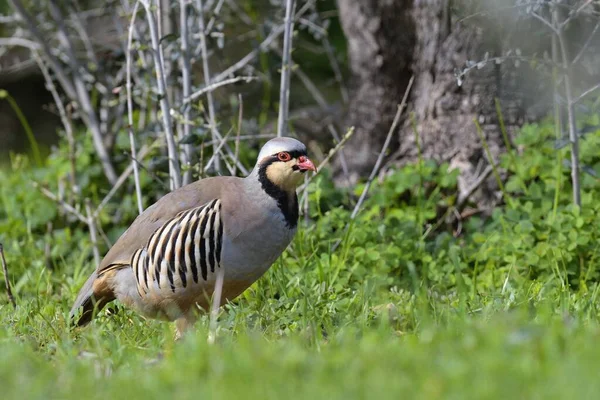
left=555, top=7, right=581, bottom=206
left=47, top=0, right=118, bottom=185
left=33, top=53, right=78, bottom=196
left=574, top=82, right=600, bottom=104
left=140, top=0, right=182, bottom=190
left=277, top=0, right=296, bottom=137
left=197, top=0, right=221, bottom=173
left=298, top=126, right=356, bottom=192
left=32, top=182, right=88, bottom=224
left=350, top=76, right=414, bottom=220
left=204, top=129, right=233, bottom=172
left=184, top=76, right=257, bottom=104
left=572, top=20, right=600, bottom=65
left=126, top=0, right=144, bottom=215
left=197, top=0, right=221, bottom=174
left=560, top=0, right=593, bottom=29
left=456, top=166, right=494, bottom=208
left=0, top=37, right=40, bottom=49
left=0, top=243, right=16, bottom=308
left=211, top=0, right=315, bottom=84
left=233, top=94, right=243, bottom=176
left=94, top=141, right=157, bottom=218
left=85, top=199, right=101, bottom=266
left=180, top=0, right=194, bottom=185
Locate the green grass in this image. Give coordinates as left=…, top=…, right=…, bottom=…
left=2, top=119, right=600, bottom=399
left=2, top=276, right=600, bottom=399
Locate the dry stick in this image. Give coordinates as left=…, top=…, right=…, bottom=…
left=277, top=0, right=296, bottom=137
left=94, top=141, right=157, bottom=218
left=233, top=94, right=243, bottom=176
left=211, top=0, right=315, bottom=84
left=572, top=19, right=600, bottom=65
left=304, top=2, right=348, bottom=103
left=180, top=0, right=194, bottom=185
left=271, top=45, right=349, bottom=176
left=554, top=9, right=581, bottom=207
left=560, top=0, right=594, bottom=29
left=67, top=2, right=99, bottom=68
left=350, top=76, right=414, bottom=220
left=8, top=0, right=77, bottom=100
left=126, top=0, right=144, bottom=215
left=85, top=199, right=101, bottom=266
left=205, top=0, right=226, bottom=34
left=47, top=0, right=118, bottom=185
left=456, top=166, right=494, bottom=209
left=184, top=76, right=257, bottom=104
left=299, top=126, right=356, bottom=192
left=197, top=0, right=222, bottom=174
left=0, top=37, right=40, bottom=49
left=189, top=0, right=316, bottom=175
left=328, top=80, right=413, bottom=252
left=297, top=126, right=355, bottom=213
left=32, top=182, right=88, bottom=224
left=204, top=129, right=234, bottom=172
left=574, top=82, right=600, bottom=104
left=140, top=0, right=182, bottom=190
left=0, top=244, right=16, bottom=308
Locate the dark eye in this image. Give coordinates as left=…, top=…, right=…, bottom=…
left=277, top=152, right=291, bottom=161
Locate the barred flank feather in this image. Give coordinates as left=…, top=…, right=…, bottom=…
left=131, top=199, right=223, bottom=295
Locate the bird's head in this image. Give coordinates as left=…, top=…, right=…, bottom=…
left=254, top=137, right=317, bottom=192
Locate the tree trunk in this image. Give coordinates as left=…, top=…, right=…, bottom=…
left=336, top=0, right=415, bottom=180
left=336, top=0, right=545, bottom=207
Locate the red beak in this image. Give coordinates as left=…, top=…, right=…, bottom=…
left=297, top=156, right=317, bottom=172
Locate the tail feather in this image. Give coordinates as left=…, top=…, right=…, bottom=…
left=70, top=271, right=115, bottom=327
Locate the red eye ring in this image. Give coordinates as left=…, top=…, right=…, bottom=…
left=277, top=152, right=291, bottom=161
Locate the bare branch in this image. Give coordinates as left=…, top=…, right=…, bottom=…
left=574, top=82, right=600, bottom=104
left=94, top=141, right=158, bottom=218
left=298, top=126, right=356, bottom=192
left=0, top=37, right=40, bottom=49
left=48, top=0, right=118, bottom=184
left=33, top=53, right=78, bottom=196
left=277, top=0, right=296, bottom=138
left=32, top=182, right=88, bottom=224
left=126, top=0, right=145, bottom=215
left=554, top=8, right=581, bottom=206
left=350, top=76, right=414, bottom=220
left=233, top=94, right=243, bottom=176
left=572, top=20, right=600, bottom=65
left=456, top=166, right=494, bottom=208
left=180, top=0, right=194, bottom=185
left=83, top=199, right=100, bottom=266
left=140, top=0, right=182, bottom=190
left=211, top=0, right=315, bottom=84
left=184, top=76, right=257, bottom=104
left=8, top=0, right=77, bottom=99
left=197, top=0, right=221, bottom=173
left=531, top=11, right=559, bottom=35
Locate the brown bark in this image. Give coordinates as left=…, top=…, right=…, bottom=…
left=336, top=0, right=415, bottom=179
left=336, top=0, right=548, bottom=206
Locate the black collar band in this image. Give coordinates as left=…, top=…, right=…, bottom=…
left=257, top=156, right=299, bottom=229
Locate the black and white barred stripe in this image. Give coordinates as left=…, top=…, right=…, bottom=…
left=131, top=199, right=223, bottom=295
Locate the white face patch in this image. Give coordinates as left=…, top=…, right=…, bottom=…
left=265, top=160, right=304, bottom=191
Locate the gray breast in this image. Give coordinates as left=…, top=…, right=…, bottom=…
left=221, top=196, right=297, bottom=283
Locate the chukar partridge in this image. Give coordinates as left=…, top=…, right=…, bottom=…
left=70, top=137, right=316, bottom=337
